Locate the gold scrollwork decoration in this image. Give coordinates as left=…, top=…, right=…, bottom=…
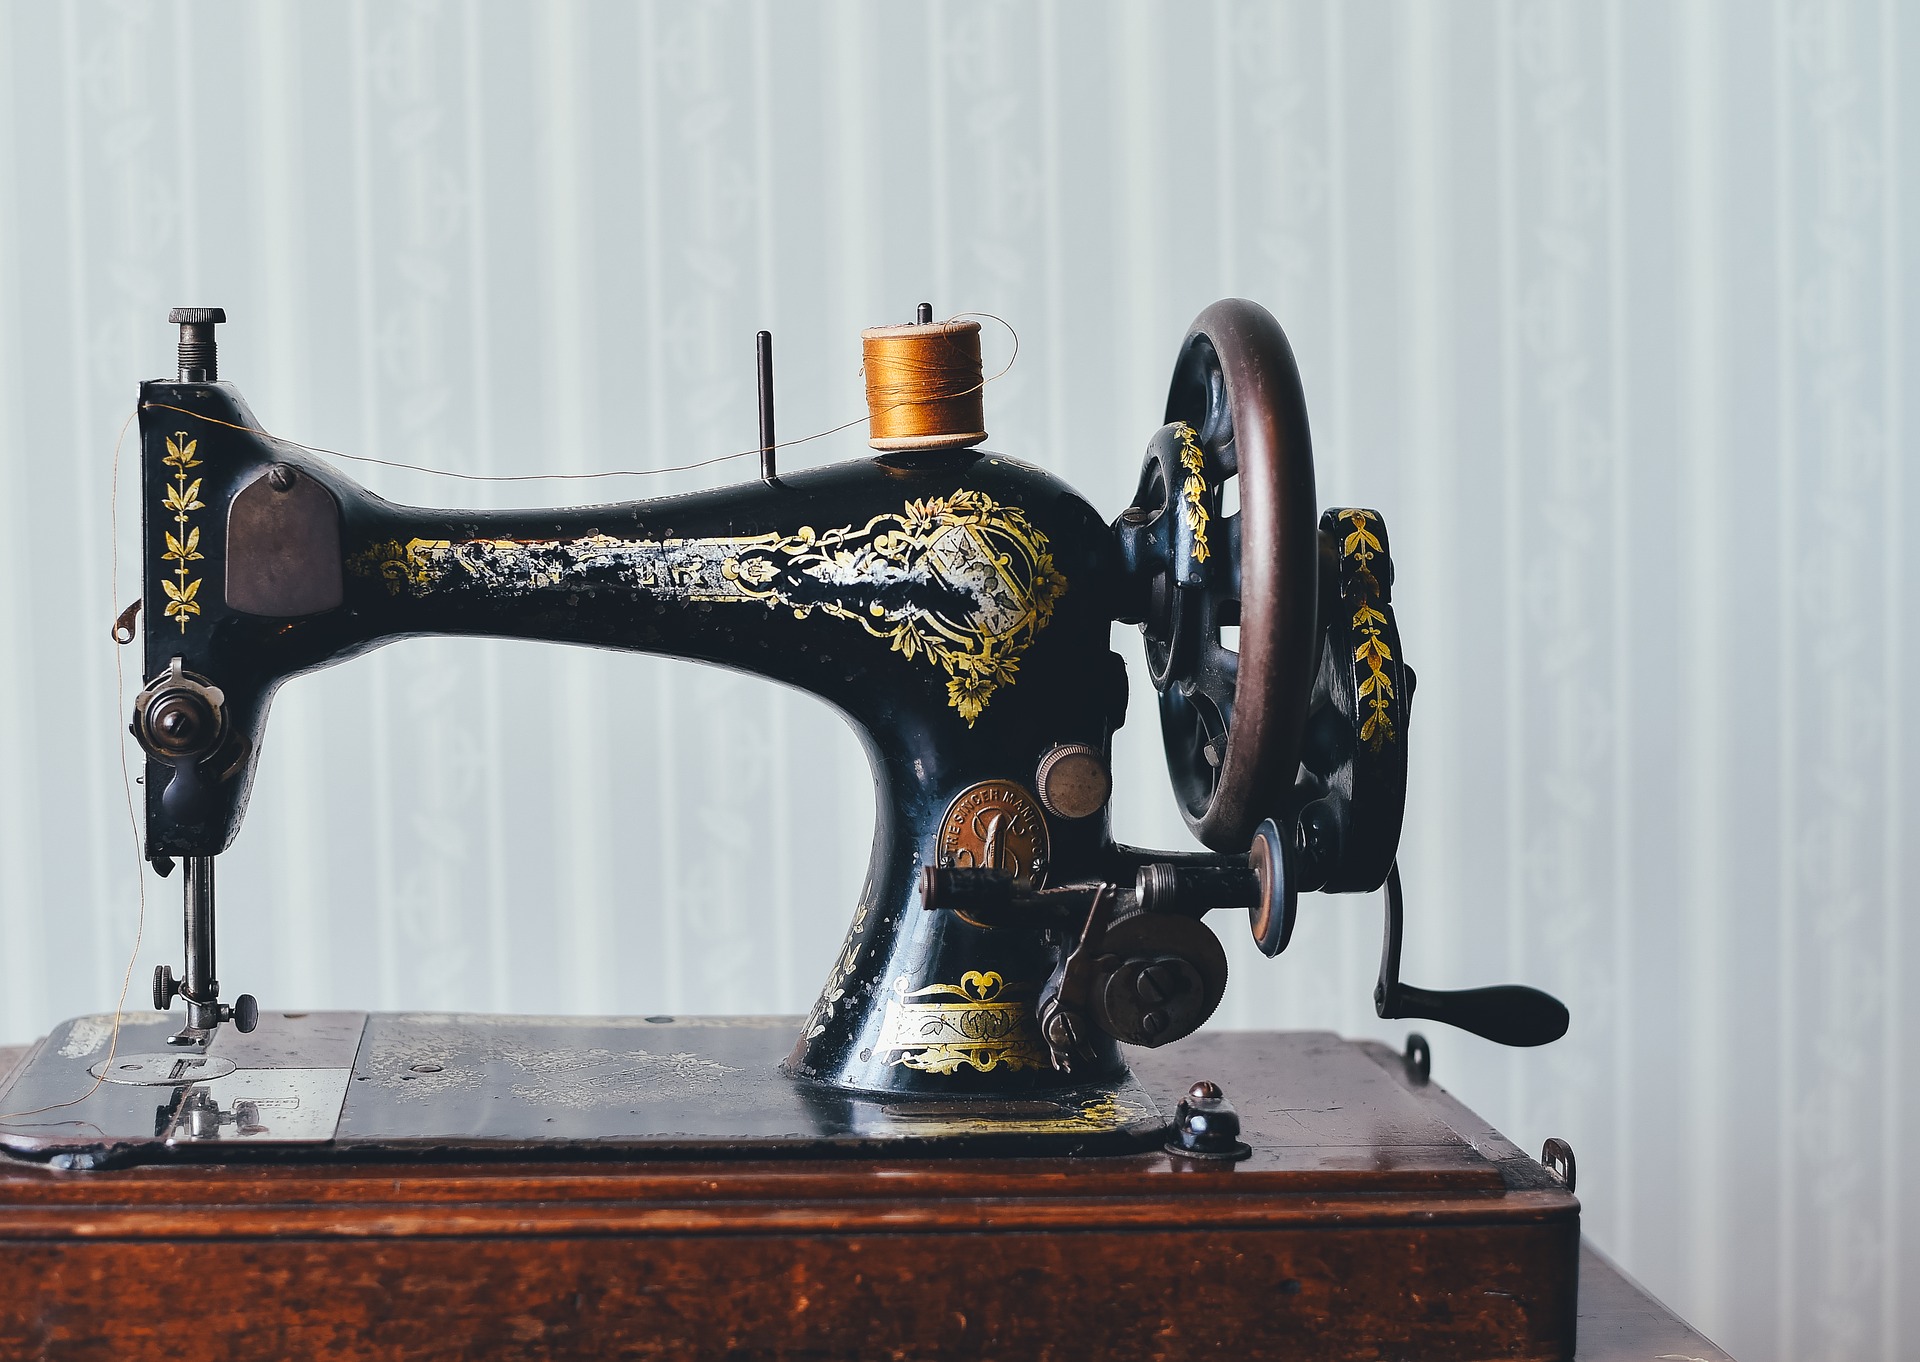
left=1027, top=1092, right=1139, bottom=1134
left=1337, top=508, right=1395, bottom=749
left=1175, top=421, right=1211, bottom=563
left=880, top=1090, right=1147, bottom=1136
left=348, top=489, right=1068, bottom=726
left=876, top=970, right=1049, bottom=1075
left=159, top=432, right=205, bottom=631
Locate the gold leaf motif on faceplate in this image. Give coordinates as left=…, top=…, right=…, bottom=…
left=159, top=433, right=205, bottom=631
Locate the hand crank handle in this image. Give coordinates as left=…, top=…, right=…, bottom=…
left=1374, top=862, right=1569, bottom=1048
left=1376, top=980, right=1568, bottom=1048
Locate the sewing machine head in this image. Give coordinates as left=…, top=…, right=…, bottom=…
left=124, top=298, right=1565, bottom=1108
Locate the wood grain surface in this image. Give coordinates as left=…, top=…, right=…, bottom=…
left=0, top=1029, right=1590, bottom=1360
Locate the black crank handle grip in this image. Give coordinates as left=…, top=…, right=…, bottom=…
left=1378, top=982, right=1570, bottom=1048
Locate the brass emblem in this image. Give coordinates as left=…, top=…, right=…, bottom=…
left=349, top=489, right=1068, bottom=726
left=876, top=971, right=1049, bottom=1075
left=937, top=779, right=1048, bottom=883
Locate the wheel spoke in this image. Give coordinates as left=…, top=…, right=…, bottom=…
left=1199, top=363, right=1234, bottom=451
left=1161, top=685, right=1222, bottom=803
left=1189, top=643, right=1239, bottom=728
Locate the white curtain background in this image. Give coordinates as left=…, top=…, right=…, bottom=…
left=0, top=4, right=1911, bottom=1360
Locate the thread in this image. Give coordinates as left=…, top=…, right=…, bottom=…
left=137, top=401, right=886, bottom=486
left=861, top=320, right=988, bottom=451
left=136, top=313, right=1015, bottom=484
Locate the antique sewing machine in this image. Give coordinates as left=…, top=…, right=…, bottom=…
left=0, top=301, right=1600, bottom=1361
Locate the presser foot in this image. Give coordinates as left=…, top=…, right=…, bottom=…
left=156, top=965, right=259, bottom=1046
left=161, top=996, right=259, bottom=1048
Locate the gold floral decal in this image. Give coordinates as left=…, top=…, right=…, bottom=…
left=882, top=1089, right=1146, bottom=1135
left=1338, top=509, right=1395, bottom=748
left=1175, top=422, right=1210, bottom=563
left=349, top=489, right=1068, bottom=726
left=160, top=432, right=205, bottom=631
left=801, top=899, right=873, bottom=1041
left=876, top=970, right=1048, bottom=1075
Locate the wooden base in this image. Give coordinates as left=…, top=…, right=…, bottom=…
left=0, top=1029, right=1583, bottom=1360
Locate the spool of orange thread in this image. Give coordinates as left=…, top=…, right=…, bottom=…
left=860, top=318, right=988, bottom=451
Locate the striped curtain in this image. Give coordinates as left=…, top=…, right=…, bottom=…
left=0, top=6, right=1909, bottom=1360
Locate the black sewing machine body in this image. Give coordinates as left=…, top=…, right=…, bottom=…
left=139, top=376, right=1155, bottom=1094
left=0, top=300, right=1568, bottom=1168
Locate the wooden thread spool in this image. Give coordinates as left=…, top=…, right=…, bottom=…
left=860, top=320, right=988, bottom=451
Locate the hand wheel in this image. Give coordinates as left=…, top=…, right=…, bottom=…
left=1116, top=299, right=1320, bottom=852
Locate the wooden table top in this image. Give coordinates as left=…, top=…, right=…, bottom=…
left=0, top=1031, right=1734, bottom=1360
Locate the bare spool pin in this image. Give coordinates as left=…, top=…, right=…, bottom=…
left=861, top=308, right=988, bottom=451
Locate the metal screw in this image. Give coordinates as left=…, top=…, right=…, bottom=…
left=1166, top=1078, right=1250, bottom=1161
left=1137, top=965, right=1169, bottom=1004
left=168, top=307, right=226, bottom=383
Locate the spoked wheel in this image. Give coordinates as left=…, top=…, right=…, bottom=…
left=1119, top=300, right=1320, bottom=852
left=1108, top=300, right=1565, bottom=1046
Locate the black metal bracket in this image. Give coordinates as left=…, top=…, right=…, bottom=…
left=1541, top=1137, right=1577, bottom=1192
left=1403, top=1032, right=1431, bottom=1084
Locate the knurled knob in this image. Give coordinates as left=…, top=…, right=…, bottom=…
left=168, top=307, right=226, bottom=383
left=1034, top=743, right=1111, bottom=820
